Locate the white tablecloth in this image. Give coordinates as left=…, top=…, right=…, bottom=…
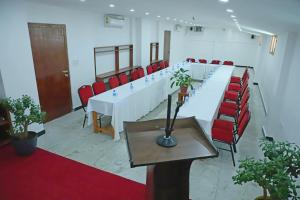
left=178, top=66, right=234, bottom=137
left=87, top=62, right=233, bottom=140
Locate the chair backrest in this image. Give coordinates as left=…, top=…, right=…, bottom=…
left=147, top=65, right=153, bottom=75
left=108, top=76, right=120, bottom=89
left=92, top=81, right=106, bottom=95
left=119, top=73, right=129, bottom=85
left=78, top=85, right=93, bottom=108
left=130, top=69, right=139, bottom=81
left=190, top=58, right=196, bottom=63
left=237, top=109, right=251, bottom=137
left=242, top=69, right=249, bottom=83
left=237, top=104, right=248, bottom=125
left=164, top=60, right=169, bottom=67
left=199, top=59, right=207, bottom=64
left=211, top=60, right=221, bottom=64
left=240, top=88, right=250, bottom=109
left=152, top=64, right=159, bottom=72
left=137, top=67, right=145, bottom=78
left=223, top=61, right=234, bottom=66
left=159, top=61, right=165, bottom=69
left=186, top=58, right=192, bottom=62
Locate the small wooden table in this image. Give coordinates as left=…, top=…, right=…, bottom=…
left=92, top=112, right=115, bottom=139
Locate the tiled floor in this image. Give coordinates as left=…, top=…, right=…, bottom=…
left=39, top=68, right=266, bottom=200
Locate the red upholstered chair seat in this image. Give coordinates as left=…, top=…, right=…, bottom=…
left=199, top=59, right=207, bottom=64
left=92, top=81, right=106, bottom=95
left=223, top=61, right=234, bottom=66
left=152, top=64, right=159, bottom=72
left=147, top=65, right=153, bottom=75
left=130, top=69, right=139, bottom=81
left=228, top=83, right=242, bottom=92
left=137, top=67, right=145, bottom=78
left=211, top=60, right=221, bottom=64
left=108, top=76, right=120, bottom=89
left=119, top=73, right=129, bottom=85
left=164, top=60, right=169, bottom=67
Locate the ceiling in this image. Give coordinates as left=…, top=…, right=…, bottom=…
left=27, top=0, right=300, bottom=35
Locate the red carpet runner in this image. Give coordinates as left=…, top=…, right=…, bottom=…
left=0, top=145, right=145, bottom=200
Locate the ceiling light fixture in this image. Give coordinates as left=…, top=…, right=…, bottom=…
left=145, top=12, right=149, bottom=15
left=130, top=8, right=135, bottom=12
left=226, top=9, right=233, bottom=13
left=230, top=15, right=236, bottom=18
left=219, top=0, right=229, bottom=3
left=157, top=15, right=161, bottom=18
left=80, top=0, right=86, bottom=2
left=173, top=18, right=177, bottom=21
left=109, top=4, right=115, bottom=8
left=166, top=17, right=170, bottom=20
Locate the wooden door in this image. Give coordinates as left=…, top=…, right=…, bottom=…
left=28, top=23, right=72, bottom=122
left=163, top=31, right=171, bottom=61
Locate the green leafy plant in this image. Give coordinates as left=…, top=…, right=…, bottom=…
left=232, top=140, right=300, bottom=200
left=170, top=68, right=193, bottom=89
left=0, top=95, right=46, bottom=140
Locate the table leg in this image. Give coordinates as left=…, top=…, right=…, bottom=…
left=92, top=111, right=115, bottom=139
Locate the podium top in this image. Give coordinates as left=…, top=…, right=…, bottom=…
left=124, top=117, right=218, bottom=167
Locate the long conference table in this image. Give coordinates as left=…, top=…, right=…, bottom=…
left=87, top=63, right=234, bottom=141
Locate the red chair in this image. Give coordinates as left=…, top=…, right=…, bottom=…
left=130, top=69, right=139, bottom=81
left=186, top=58, right=192, bottom=62
left=92, top=81, right=106, bottom=95
left=78, top=85, right=94, bottom=128
left=190, top=58, right=196, bottom=63
left=223, top=61, right=234, bottom=66
left=159, top=61, right=165, bottom=70
left=199, top=59, right=207, bottom=64
left=137, top=67, right=145, bottom=78
left=147, top=65, right=153, bottom=75
left=212, top=108, right=251, bottom=166
left=164, top=60, right=169, bottom=67
left=221, top=88, right=250, bottom=112
left=152, top=64, right=159, bottom=72
left=231, top=68, right=249, bottom=85
left=108, top=76, right=120, bottom=89
left=211, top=60, right=221, bottom=65
left=119, top=73, right=129, bottom=85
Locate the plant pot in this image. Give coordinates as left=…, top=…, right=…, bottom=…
left=180, top=86, right=188, bottom=94
left=12, top=131, right=37, bottom=156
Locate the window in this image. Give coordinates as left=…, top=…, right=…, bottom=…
left=269, top=35, right=278, bottom=55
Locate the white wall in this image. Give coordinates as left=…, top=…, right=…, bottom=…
left=0, top=0, right=44, bottom=132
left=25, top=1, right=135, bottom=108
left=255, top=32, right=300, bottom=144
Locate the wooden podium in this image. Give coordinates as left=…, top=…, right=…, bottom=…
left=124, top=117, right=218, bottom=200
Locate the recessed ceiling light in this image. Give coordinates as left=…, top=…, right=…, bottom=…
left=226, top=9, right=233, bottom=13
left=233, top=18, right=237, bottom=21
left=219, top=0, right=229, bottom=3
left=80, top=0, right=86, bottom=2
left=190, top=22, right=193, bottom=25
left=145, top=12, right=149, bottom=15
left=130, top=8, right=135, bottom=12
left=166, top=17, right=170, bottom=20
left=230, top=15, right=236, bottom=18
left=173, top=18, right=177, bottom=21
left=157, top=15, right=161, bottom=18
left=109, top=4, right=115, bottom=8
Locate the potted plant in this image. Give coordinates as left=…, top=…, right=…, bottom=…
left=232, top=140, right=300, bottom=200
left=0, top=95, right=46, bottom=156
left=170, top=68, right=193, bottom=94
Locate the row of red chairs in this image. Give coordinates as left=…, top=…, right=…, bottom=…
left=146, top=60, right=169, bottom=75
left=186, top=58, right=234, bottom=66
left=212, top=68, right=250, bottom=166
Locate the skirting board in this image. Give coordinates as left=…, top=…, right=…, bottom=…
left=235, top=65, right=253, bottom=69
left=37, top=130, right=46, bottom=137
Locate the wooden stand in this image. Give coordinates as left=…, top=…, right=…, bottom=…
left=94, top=44, right=135, bottom=81
left=92, top=111, right=115, bottom=139
left=124, top=117, right=218, bottom=200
